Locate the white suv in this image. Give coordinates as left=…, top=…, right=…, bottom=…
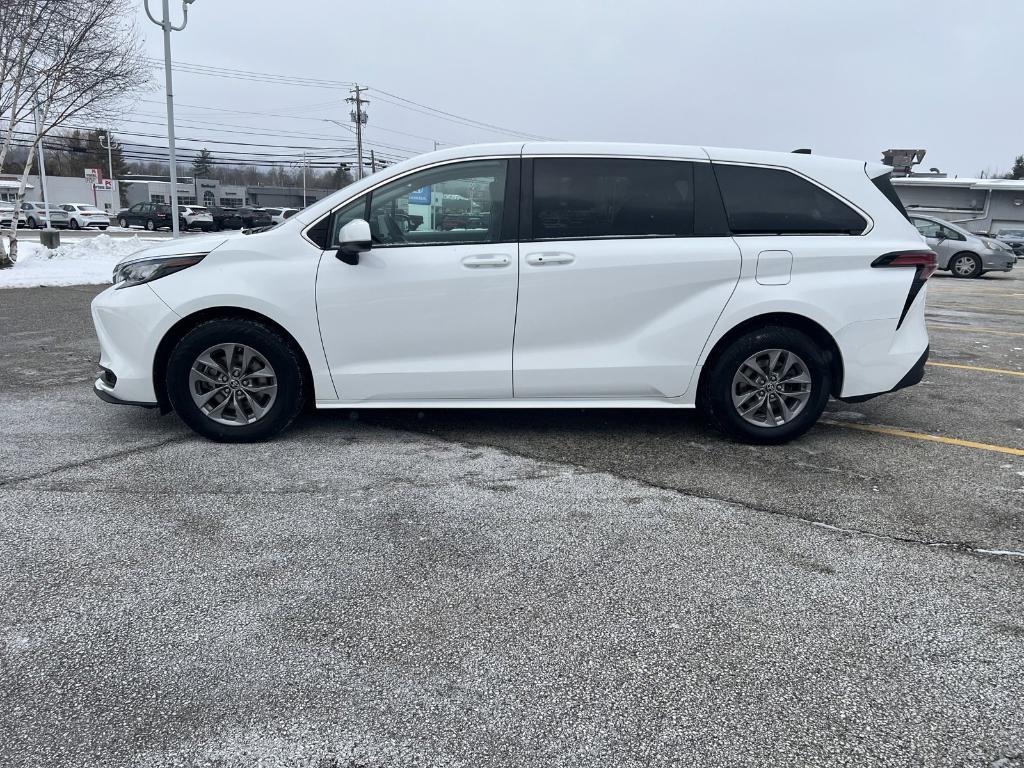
left=91, top=142, right=934, bottom=444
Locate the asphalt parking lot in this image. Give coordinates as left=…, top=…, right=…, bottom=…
left=1, top=270, right=1022, bottom=767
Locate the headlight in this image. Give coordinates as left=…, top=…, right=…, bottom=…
left=982, top=238, right=1004, bottom=251
left=113, top=253, right=207, bottom=289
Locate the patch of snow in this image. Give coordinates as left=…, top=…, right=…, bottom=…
left=0, top=235, right=159, bottom=289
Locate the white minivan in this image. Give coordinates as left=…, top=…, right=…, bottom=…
left=92, top=142, right=934, bottom=444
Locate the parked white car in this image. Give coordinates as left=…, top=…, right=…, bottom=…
left=259, top=207, right=299, bottom=225
left=21, top=201, right=70, bottom=229
left=61, top=203, right=110, bottom=230
left=179, top=205, right=215, bottom=232
left=92, top=142, right=934, bottom=444
left=0, top=202, right=29, bottom=228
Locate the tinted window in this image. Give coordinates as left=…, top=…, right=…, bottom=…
left=715, top=164, right=867, bottom=235
left=368, top=159, right=506, bottom=247
left=532, top=158, right=694, bottom=240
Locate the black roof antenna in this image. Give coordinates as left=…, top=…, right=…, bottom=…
left=792, top=148, right=812, bottom=154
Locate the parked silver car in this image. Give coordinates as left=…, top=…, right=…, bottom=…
left=20, top=201, right=70, bottom=228
left=910, top=214, right=1016, bottom=278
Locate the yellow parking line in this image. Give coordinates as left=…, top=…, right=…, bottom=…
left=927, top=361, right=1024, bottom=377
left=928, top=304, right=1024, bottom=315
left=927, top=324, right=1024, bottom=337
left=929, top=291, right=1024, bottom=298
left=822, top=420, right=1024, bottom=457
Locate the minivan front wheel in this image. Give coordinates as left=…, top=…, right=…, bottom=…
left=166, top=319, right=305, bottom=442
left=705, top=326, right=831, bottom=444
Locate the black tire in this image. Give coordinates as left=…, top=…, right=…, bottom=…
left=118, top=217, right=128, bottom=228
left=69, top=218, right=80, bottom=230
left=166, top=318, right=306, bottom=442
left=950, top=252, right=982, bottom=278
left=145, top=219, right=156, bottom=231
left=703, top=326, right=832, bottom=445
left=27, top=216, right=38, bottom=229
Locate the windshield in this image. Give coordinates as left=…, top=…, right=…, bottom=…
left=997, top=229, right=1024, bottom=237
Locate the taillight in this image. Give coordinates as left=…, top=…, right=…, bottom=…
left=871, top=250, right=937, bottom=281
left=871, top=250, right=937, bottom=328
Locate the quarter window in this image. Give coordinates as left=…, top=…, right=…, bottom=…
left=714, top=164, right=867, bottom=235
left=367, top=159, right=507, bottom=247
left=532, top=158, right=695, bottom=240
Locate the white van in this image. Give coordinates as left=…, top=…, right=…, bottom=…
left=92, top=142, right=934, bottom=444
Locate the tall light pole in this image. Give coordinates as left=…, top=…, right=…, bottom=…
left=144, top=0, right=196, bottom=238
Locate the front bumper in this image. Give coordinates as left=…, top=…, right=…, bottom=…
left=91, top=282, right=179, bottom=406
left=982, top=250, right=1016, bottom=272
left=94, top=377, right=158, bottom=408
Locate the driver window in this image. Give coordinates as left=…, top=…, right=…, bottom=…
left=367, top=160, right=507, bottom=247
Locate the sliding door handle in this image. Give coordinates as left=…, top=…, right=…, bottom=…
left=525, top=252, right=575, bottom=266
left=461, top=254, right=511, bottom=268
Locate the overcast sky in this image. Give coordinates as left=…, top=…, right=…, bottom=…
left=131, top=0, right=1024, bottom=177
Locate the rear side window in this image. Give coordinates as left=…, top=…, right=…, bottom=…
left=714, top=164, right=867, bottom=235
left=532, top=158, right=694, bottom=240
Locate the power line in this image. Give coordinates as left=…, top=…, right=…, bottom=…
left=153, top=59, right=552, bottom=142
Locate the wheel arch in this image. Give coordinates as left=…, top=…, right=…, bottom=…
left=697, top=312, right=845, bottom=401
left=152, top=306, right=315, bottom=413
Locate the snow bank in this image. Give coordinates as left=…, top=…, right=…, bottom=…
left=0, top=235, right=160, bottom=289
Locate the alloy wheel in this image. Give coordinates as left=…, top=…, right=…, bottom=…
left=953, top=255, right=978, bottom=277
left=731, top=348, right=812, bottom=428
left=188, top=343, right=278, bottom=426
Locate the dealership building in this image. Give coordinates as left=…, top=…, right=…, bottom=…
left=121, top=175, right=331, bottom=209
left=892, top=177, right=1024, bottom=235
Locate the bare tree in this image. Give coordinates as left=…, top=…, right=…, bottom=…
left=0, top=0, right=63, bottom=175
left=1, top=0, right=150, bottom=267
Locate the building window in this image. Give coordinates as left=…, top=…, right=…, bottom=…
left=179, top=196, right=197, bottom=206
left=151, top=194, right=166, bottom=203
left=219, top=197, right=243, bottom=207
left=203, top=190, right=215, bottom=206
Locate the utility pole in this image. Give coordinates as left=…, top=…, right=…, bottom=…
left=144, top=0, right=197, bottom=238
left=99, top=131, right=116, bottom=211
left=302, top=152, right=307, bottom=207
left=347, top=84, right=369, bottom=180
left=369, top=149, right=376, bottom=174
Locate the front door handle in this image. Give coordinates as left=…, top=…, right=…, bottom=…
left=525, top=252, right=575, bottom=266
left=461, top=254, right=511, bottom=268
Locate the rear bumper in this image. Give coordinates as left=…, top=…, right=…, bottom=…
left=839, top=346, right=928, bottom=404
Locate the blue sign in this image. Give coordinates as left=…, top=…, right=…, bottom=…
left=408, top=185, right=431, bottom=205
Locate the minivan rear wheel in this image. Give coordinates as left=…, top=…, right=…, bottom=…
left=704, top=326, right=831, bottom=444
left=166, top=319, right=306, bottom=442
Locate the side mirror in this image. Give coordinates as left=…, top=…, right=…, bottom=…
left=335, top=218, right=371, bottom=265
